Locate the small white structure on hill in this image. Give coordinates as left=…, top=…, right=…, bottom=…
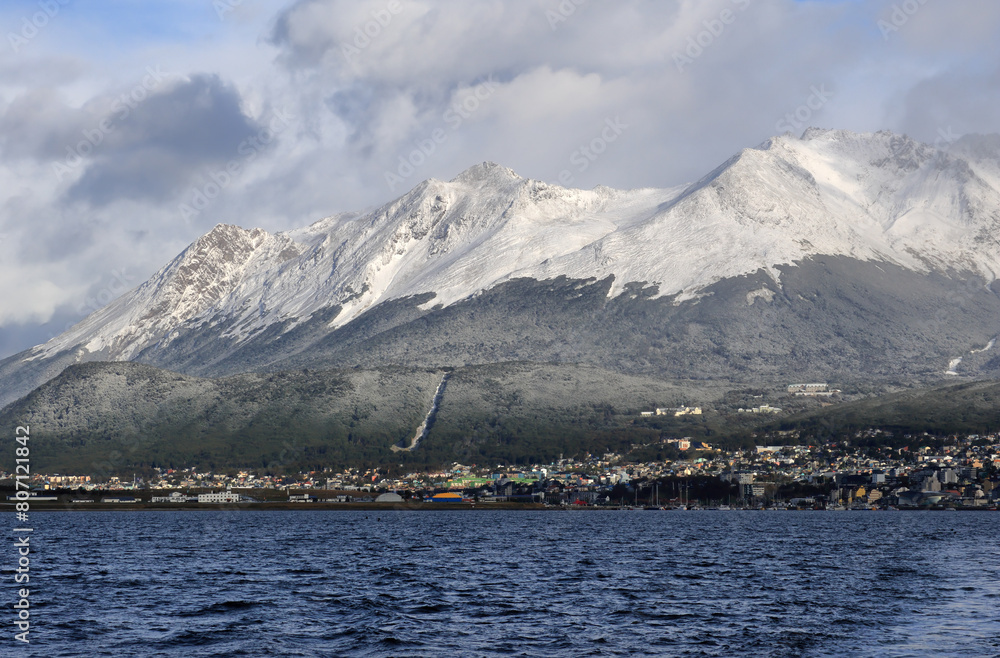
left=674, top=406, right=702, bottom=417
left=739, top=405, right=782, bottom=414
left=787, top=383, right=840, bottom=397
left=652, top=406, right=703, bottom=416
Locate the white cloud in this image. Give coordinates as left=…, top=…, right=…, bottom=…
left=0, top=267, right=76, bottom=325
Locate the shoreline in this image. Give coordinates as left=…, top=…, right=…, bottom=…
left=4, top=501, right=546, bottom=511
left=4, top=502, right=997, bottom=512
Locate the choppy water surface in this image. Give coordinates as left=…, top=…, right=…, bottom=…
left=9, top=510, right=1000, bottom=656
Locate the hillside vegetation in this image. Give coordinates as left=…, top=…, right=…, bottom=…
left=0, top=361, right=727, bottom=474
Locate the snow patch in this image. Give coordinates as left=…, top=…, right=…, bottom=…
left=970, top=338, right=996, bottom=354
left=392, top=372, right=449, bottom=452
left=746, top=287, right=775, bottom=305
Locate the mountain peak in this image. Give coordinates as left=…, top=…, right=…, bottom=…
left=450, top=161, right=522, bottom=186
left=184, top=223, right=270, bottom=265
left=800, top=126, right=840, bottom=141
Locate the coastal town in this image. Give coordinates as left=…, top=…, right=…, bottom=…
left=5, top=428, right=1000, bottom=510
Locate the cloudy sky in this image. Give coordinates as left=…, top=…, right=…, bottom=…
left=0, top=0, right=998, bottom=358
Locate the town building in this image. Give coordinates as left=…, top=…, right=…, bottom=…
left=151, top=491, right=195, bottom=503
left=197, top=486, right=245, bottom=503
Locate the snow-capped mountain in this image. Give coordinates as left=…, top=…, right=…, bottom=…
left=5, top=128, right=1000, bottom=409
left=31, top=163, right=683, bottom=362
left=30, top=129, right=1000, bottom=362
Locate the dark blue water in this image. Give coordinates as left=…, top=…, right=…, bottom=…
left=5, top=510, right=1000, bottom=656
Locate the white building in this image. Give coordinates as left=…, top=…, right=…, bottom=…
left=653, top=406, right=703, bottom=416
left=674, top=406, right=702, bottom=416
left=788, top=383, right=841, bottom=397
left=787, top=383, right=828, bottom=393
left=739, top=405, right=782, bottom=414
left=151, top=491, right=195, bottom=503
left=197, top=486, right=245, bottom=503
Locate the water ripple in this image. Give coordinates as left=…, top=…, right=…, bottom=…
left=12, top=510, right=1000, bottom=656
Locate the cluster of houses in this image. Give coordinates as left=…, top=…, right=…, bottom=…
left=640, top=406, right=703, bottom=417
left=639, top=383, right=840, bottom=419
left=142, top=488, right=476, bottom=505
left=150, top=486, right=255, bottom=504
left=738, top=404, right=782, bottom=414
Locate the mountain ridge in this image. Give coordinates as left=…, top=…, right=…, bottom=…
left=30, top=128, right=1000, bottom=362
left=4, top=128, right=1000, bottom=410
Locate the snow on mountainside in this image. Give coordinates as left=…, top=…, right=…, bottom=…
left=28, top=129, right=1000, bottom=363
left=31, top=226, right=303, bottom=360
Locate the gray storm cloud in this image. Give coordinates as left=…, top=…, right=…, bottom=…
left=61, top=74, right=263, bottom=206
